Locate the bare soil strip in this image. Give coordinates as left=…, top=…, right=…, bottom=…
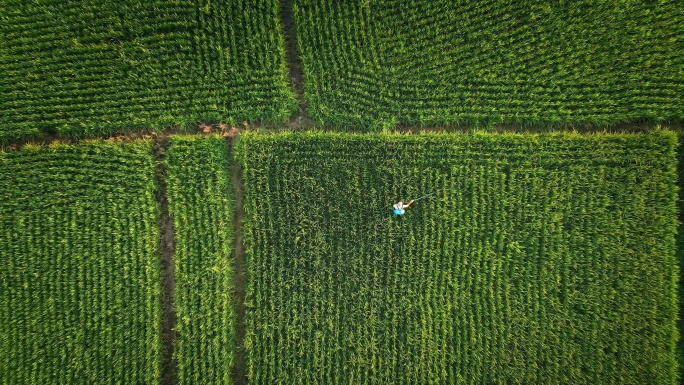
left=153, top=138, right=178, bottom=385
left=280, top=0, right=315, bottom=129
left=229, top=135, right=248, bottom=385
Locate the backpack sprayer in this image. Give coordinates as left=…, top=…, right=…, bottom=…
left=411, top=192, right=435, bottom=202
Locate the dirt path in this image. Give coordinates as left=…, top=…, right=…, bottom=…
left=229, top=136, right=248, bottom=385
left=280, top=0, right=315, bottom=130
left=153, top=138, right=178, bottom=385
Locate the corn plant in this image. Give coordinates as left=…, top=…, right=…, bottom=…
left=0, top=0, right=295, bottom=143
left=0, top=140, right=162, bottom=384
left=236, top=131, right=678, bottom=384
left=165, top=136, right=236, bottom=385
left=294, top=0, right=684, bottom=129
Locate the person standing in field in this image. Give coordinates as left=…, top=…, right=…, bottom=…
left=393, top=200, right=414, bottom=216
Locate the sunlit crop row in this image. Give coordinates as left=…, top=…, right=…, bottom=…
left=166, top=136, right=236, bottom=385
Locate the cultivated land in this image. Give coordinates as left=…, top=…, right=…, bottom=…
left=677, top=133, right=684, bottom=384
left=237, top=131, right=678, bottom=384
left=165, top=136, right=236, bottom=385
left=0, top=141, right=161, bottom=384
left=0, top=0, right=295, bottom=143
left=1, top=1, right=684, bottom=384
left=294, top=0, right=684, bottom=128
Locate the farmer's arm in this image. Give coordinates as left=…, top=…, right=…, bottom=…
left=406, top=200, right=415, bottom=207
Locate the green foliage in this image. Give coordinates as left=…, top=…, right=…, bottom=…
left=676, top=132, right=684, bottom=385
left=237, top=131, right=679, bottom=384
left=0, top=141, right=161, bottom=384
left=294, top=0, right=684, bottom=128
left=0, top=0, right=295, bottom=143
left=166, top=136, right=235, bottom=385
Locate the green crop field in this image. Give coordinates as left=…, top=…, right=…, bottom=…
left=294, top=0, right=684, bottom=128
left=166, top=136, right=236, bottom=385
left=237, top=131, right=678, bottom=384
left=1, top=0, right=683, bottom=383
left=0, top=0, right=295, bottom=143
left=0, top=141, right=161, bottom=384
left=677, top=132, right=684, bottom=385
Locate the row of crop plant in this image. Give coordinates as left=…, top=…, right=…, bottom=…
left=0, top=0, right=295, bottom=143
left=2, top=0, right=682, bottom=142
left=0, top=131, right=680, bottom=384
left=237, top=131, right=679, bottom=384
left=295, top=0, right=684, bottom=128
left=0, top=137, right=236, bottom=385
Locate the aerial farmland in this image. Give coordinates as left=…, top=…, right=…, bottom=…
left=0, top=1, right=682, bottom=385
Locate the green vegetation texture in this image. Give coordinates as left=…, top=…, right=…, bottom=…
left=237, top=131, right=678, bottom=384
left=0, top=141, right=161, bottom=384
left=294, top=0, right=684, bottom=128
left=0, top=0, right=295, bottom=142
left=166, top=136, right=235, bottom=385
left=676, top=133, right=684, bottom=385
